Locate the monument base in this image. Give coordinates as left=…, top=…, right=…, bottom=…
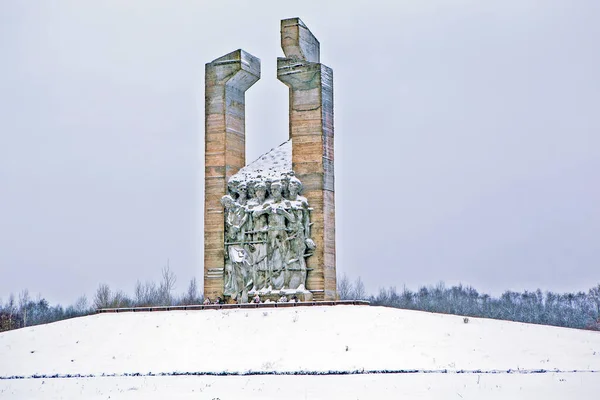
left=224, top=287, right=314, bottom=304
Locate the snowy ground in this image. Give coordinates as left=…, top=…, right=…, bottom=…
left=1, top=305, right=599, bottom=398
left=3, top=373, right=599, bottom=399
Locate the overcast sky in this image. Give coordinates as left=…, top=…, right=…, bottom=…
left=1, top=0, right=598, bottom=305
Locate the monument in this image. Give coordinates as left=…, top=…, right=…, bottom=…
left=203, top=18, right=336, bottom=302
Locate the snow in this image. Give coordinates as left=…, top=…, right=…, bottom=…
left=3, top=373, right=599, bottom=399
left=229, top=140, right=291, bottom=183
left=1, top=305, right=599, bottom=398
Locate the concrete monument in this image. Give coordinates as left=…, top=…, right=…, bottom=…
left=203, top=18, right=336, bottom=302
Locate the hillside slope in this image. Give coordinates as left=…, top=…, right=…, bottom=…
left=2, top=305, right=599, bottom=377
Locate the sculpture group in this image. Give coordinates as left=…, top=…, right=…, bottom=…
left=222, top=171, right=315, bottom=303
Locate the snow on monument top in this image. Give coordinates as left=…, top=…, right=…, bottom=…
left=229, top=140, right=292, bottom=183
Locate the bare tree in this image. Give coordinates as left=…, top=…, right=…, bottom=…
left=4, top=294, right=17, bottom=321
left=352, top=277, right=366, bottom=300
left=134, top=280, right=145, bottom=305
left=110, top=290, right=131, bottom=308
left=74, top=295, right=89, bottom=314
left=180, top=277, right=199, bottom=305
left=590, top=284, right=600, bottom=318
left=94, top=283, right=111, bottom=309
left=159, top=263, right=177, bottom=306
left=18, top=289, right=30, bottom=327
left=337, top=274, right=353, bottom=300
left=134, top=280, right=160, bottom=306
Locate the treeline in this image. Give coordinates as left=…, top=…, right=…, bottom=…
left=2, top=272, right=599, bottom=332
left=0, top=291, right=90, bottom=332
left=337, top=275, right=600, bottom=331
left=0, top=266, right=203, bottom=332
left=92, top=267, right=203, bottom=309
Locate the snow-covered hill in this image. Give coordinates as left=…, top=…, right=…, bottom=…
left=1, top=305, right=599, bottom=398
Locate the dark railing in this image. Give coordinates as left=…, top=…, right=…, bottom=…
left=96, top=300, right=370, bottom=313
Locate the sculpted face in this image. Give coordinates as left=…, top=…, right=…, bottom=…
left=237, top=184, right=247, bottom=199
left=256, top=187, right=266, bottom=202
left=288, top=177, right=302, bottom=198
left=247, top=181, right=256, bottom=198
left=281, top=175, right=290, bottom=192
left=271, top=184, right=282, bottom=200
left=228, top=178, right=240, bottom=196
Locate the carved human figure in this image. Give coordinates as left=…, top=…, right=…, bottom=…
left=254, top=181, right=295, bottom=290
left=247, top=180, right=256, bottom=202
left=248, top=181, right=269, bottom=291
left=223, top=171, right=316, bottom=298
left=236, top=182, right=248, bottom=206
left=284, top=177, right=315, bottom=289
left=227, top=177, right=241, bottom=198
left=221, top=195, right=237, bottom=297
left=281, top=172, right=291, bottom=199
left=221, top=195, right=251, bottom=302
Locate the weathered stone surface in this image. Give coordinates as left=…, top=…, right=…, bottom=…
left=220, top=172, right=316, bottom=302
left=204, top=49, right=260, bottom=302
left=281, top=17, right=320, bottom=63
left=277, top=18, right=336, bottom=301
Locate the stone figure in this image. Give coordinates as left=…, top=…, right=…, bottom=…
left=284, top=177, right=315, bottom=289
left=281, top=172, right=291, bottom=199
left=248, top=181, right=269, bottom=291
left=221, top=195, right=251, bottom=302
left=222, top=171, right=316, bottom=301
left=236, top=182, right=248, bottom=206
left=227, top=177, right=241, bottom=198
left=253, top=181, right=295, bottom=290
left=247, top=180, right=256, bottom=201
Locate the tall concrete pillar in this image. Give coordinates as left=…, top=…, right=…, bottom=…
left=277, top=18, right=336, bottom=300
left=204, top=50, right=260, bottom=301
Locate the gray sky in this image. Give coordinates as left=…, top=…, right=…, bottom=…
left=1, top=0, right=598, bottom=305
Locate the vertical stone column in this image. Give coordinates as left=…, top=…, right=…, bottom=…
left=204, top=50, right=260, bottom=301
left=277, top=18, right=336, bottom=300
